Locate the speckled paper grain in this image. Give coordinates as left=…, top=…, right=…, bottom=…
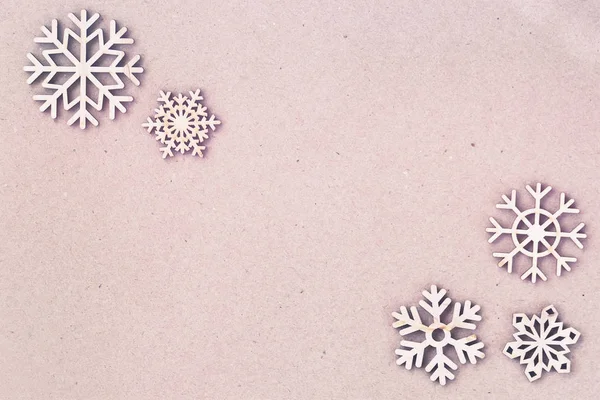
left=1, top=0, right=600, bottom=398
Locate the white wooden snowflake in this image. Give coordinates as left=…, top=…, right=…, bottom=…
left=504, top=305, right=580, bottom=382
left=392, top=285, right=485, bottom=386
left=142, top=90, right=221, bottom=158
left=24, top=10, right=143, bottom=128
left=487, top=183, right=586, bottom=283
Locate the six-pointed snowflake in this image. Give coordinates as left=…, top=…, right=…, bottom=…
left=392, top=285, right=485, bottom=385
left=487, top=183, right=586, bottom=283
left=142, top=90, right=221, bottom=158
left=24, top=10, right=143, bottom=128
left=504, top=305, right=580, bottom=382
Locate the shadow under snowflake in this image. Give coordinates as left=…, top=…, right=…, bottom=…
left=504, top=305, right=580, bottom=382
left=392, top=285, right=485, bottom=386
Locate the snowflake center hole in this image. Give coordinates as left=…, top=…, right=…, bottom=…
left=431, top=328, right=446, bottom=342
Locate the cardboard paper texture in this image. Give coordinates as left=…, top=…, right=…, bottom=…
left=1, top=1, right=599, bottom=398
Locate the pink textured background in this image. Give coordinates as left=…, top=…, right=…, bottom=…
left=1, top=0, right=600, bottom=398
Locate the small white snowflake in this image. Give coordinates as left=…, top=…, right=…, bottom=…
left=142, top=90, right=221, bottom=158
left=24, top=10, right=143, bottom=128
left=487, top=183, right=586, bottom=283
left=392, top=285, right=485, bottom=386
left=504, top=305, right=580, bottom=382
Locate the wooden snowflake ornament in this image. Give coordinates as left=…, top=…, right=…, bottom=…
left=487, top=183, right=586, bottom=283
left=504, top=305, right=580, bottom=382
left=142, top=90, right=221, bottom=158
left=392, top=285, right=485, bottom=386
left=24, top=10, right=143, bottom=128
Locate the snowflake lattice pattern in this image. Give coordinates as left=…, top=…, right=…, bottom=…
left=142, top=90, right=221, bottom=158
left=392, top=285, right=485, bottom=386
left=504, top=305, right=580, bottom=382
left=24, top=10, right=143, bottom=128
left=487, top=183, right=586, bottom=283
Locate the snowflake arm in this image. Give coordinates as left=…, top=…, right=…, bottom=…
left=392, top=306, right=427, bottom=335
left=526, top=183, right=553, bottom=224
left=486, top=217, right=518, bottom=243
left=395, top=340, right=427, bottom=370
left=187, top=89, right=205, bottom=114
left=24, top=19, right=79, bottom=80
left=554, top=193, right=581, bottom=216
left=538, top=237, right=576, bottom=277
left=201, top=114, right=222, bottom=131
left=24, top=18, right=80, bottom=120
left=517, top=240, right=547, bottom=283
left=86, top=73, right=134, bottom=120
left=492, top=238, right=533, bottom=273
left=450, top=335, right=485, bottom=364
left=562, top=222, right=586, bottom=248
left=496, top=189, right=528, bottom=221
left=447, top=300, right=481, bottom=330
left=418, top=285, right=451, bottom=324
left=425, top=348, right=458, bottom=386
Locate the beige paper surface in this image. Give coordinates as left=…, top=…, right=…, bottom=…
left=1, top=0, right=599, bottom=398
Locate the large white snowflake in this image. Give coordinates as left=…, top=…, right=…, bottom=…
left=142, top=90, right=221, bottom=158
left=24, top=10, right=143, bottom=128
left=487, top=183, right=586, bottom=283
left=392, top=285, right=485, bottom=386
left=504, top=305, right=580, bottom=382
